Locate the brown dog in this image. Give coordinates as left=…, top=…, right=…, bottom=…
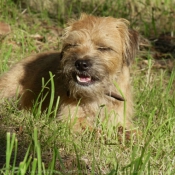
left=0, top=14, right=139, bottom=132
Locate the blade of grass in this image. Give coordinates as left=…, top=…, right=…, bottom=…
left=6, top=132, right=16, bottom=174
left=33, top=128, right=42, bottom=174
left=46, top=72, right=55, bottom=118
left=31, top=158, right=38, bottom=175
left=11, top=138, right=18, bottom=174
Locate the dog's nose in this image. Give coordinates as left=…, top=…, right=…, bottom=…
left=75, top=59, right=91, bottom=71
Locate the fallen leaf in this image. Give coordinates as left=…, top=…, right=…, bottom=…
left=0, top=22, right=11, bottom=35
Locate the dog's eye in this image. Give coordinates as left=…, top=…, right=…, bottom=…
left=64, top=44, right=78, bottom=50
left=69, top=44, right=78, bottom=47
left=98, top=47, right=112, bottom=52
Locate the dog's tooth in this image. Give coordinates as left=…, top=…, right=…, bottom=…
left=76, top=75, right=81, bottom=82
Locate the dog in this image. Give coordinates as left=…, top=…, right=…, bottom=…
left=0, top=14, right=139, bottom=133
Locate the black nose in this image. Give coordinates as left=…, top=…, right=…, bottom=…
left=75, top=59, right=91, bottom=71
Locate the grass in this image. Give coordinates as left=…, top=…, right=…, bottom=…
left=0, top=0, right=175, bottom=174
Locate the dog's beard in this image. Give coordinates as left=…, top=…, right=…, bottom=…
left=68, top=80, right=104, bottom=100
left=61, top=59, right=109, bottom=100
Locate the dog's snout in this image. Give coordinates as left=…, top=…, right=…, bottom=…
left=75, top=59, right=91, bottom=71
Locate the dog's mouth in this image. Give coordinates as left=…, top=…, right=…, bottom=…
left=77, top=74, right=91, bottom=83
left=73, top=72, right=96, bottom=86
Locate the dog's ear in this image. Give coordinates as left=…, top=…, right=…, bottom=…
left=124, top=29, right=139, bottom=66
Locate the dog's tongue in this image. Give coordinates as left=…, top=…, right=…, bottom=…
left=77, top=74, right=91, bottom=83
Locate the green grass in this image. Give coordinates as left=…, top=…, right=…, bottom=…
left=0, top=0, right=175, bottom=174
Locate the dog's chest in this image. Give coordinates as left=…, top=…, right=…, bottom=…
left=58, top=97, right=120, bottom=121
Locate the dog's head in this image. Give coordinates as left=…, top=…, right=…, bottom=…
left=60, top=14, right=139, bottom=100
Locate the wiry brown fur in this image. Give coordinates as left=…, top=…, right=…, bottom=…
left=0, top=14, right=139, bottom=132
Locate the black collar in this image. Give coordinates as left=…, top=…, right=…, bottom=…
left=67, top=90, right=125, bottom=101
left=105, top=92, right=125, bottom=101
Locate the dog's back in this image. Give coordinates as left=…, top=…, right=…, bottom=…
left=0, top=51, right=61, bottom=109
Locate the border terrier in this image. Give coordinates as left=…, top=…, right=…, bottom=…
left=0, top=14, right=139, bottom=132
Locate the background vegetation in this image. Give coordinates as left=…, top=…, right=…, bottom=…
left=0, top=0, right=175, bottom=174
